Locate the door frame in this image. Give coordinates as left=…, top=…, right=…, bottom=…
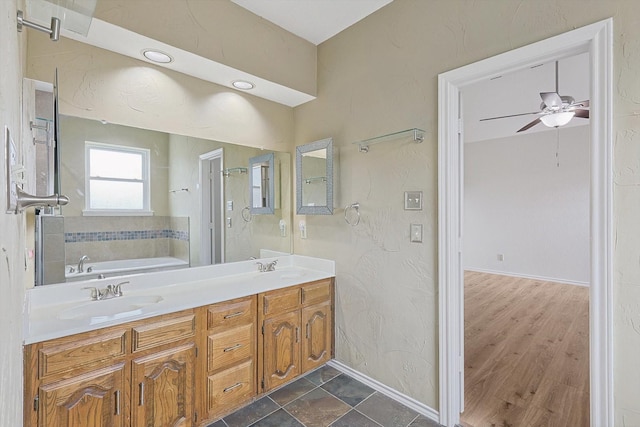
left=199, top=148, right=224, bottom=265
left=437, top=19, right=613, bottom=427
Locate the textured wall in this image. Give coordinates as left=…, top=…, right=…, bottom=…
left=292, top=0, right=640, bottom=421
left=0, top=0, right=26, bottom=424
left=94, top=0, right=317, bottom=95
left=27, top=33, right=295, bottom=152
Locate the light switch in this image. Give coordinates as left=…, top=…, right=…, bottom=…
left=299, top=220, right=307, bottom=239
left=226, top=200, right=233, bottom=211
left=410, top=223, right=423, bottom=243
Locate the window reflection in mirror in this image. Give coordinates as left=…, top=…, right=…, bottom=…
left=296, top=138, right=333, bottom=215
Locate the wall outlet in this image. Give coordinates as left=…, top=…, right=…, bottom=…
left=497, top=254, right=504, bottom=261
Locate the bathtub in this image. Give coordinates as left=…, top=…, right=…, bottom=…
left=65, top=257, right=189, bottom=281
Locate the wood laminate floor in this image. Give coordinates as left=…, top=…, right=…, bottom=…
left=461, top=271, right=589, bottom=427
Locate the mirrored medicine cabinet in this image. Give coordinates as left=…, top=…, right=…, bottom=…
left=296, top=137, right=334, bottom=215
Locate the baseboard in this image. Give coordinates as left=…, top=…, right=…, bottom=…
left=327, top=360, right=440, bottom=424
left=464, top=268, right=590, bottom=287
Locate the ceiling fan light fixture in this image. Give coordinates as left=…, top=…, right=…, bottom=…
left=540, top=111, right=575, bottom=128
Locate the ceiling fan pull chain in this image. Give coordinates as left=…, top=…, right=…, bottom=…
left=556, top=128, right=561, bottom=168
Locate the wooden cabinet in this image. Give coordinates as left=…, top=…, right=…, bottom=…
left=24, top=278, right=333, bottom=427
left=132, top=343, right=195, bottom=427
left=24, top=310, right=197, bottom=427
left=302, top=300, right=332, bottom=372
left=262, top=309, right=301, bottom=390
left=39, top=363, right=126, bottom=427
left=204, top=295, right=257, bottom=420
left=259, top=278, right=334, bottom=392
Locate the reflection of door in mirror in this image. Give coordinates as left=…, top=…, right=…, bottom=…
left=199, top=149, right=223, bottom=266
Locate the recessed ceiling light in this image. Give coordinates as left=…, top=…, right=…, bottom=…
left=232, top=80, right=255, bottom=90
left=142, top=49, right=173, bottom=64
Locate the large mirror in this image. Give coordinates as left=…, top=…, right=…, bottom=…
left=296, top=137, right=333, bottom=215
left=36, top=114, right=292, bottom=285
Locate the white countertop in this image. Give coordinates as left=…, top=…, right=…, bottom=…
left=24, top=255, right=335, bottom=344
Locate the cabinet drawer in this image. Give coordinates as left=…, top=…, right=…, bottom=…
left=208, top=323, right=254, bottom=372
left=38, top=329, right=127, bottom=379
left=207, top=296, right=255, bottom=331
left=131, top=313, right=196, bottom=352
left=207, top=359, right=255, bottom=414
left=262, top=286, right=300, bottom=317
left=301, top=279, right=332, bottom=306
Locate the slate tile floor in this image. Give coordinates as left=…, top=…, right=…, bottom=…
left=207, top=365, right=442, bottom=427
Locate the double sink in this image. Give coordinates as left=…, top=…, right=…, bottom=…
left=24, top=255, right=330, bottom=344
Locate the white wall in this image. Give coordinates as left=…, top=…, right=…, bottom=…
left=463, top=126, right=590, bottom=285
left=0, top=0, right=26, bottom=424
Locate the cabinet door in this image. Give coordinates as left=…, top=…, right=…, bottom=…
left=262, top=310, right=300, bottom=391
left=39, top=363, right=125, bottom=427
left=302, top=300, right=332, bottom=372
left=132, top=343, right=195, bottom=427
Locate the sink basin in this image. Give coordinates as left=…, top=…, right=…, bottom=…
left=57, top=295, right=164, bottom=322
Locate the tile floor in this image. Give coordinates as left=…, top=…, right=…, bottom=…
left=207, top=365, right=442, bottom=427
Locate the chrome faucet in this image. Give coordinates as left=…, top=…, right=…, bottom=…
left=82, top=281, right=129, bottom=301
left=77, top=255, right=90, bottom=273
left=256, top=259, right=278, bottom=272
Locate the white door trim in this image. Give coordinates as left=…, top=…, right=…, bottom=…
left=199, top=148, right=224, bottom=265
left=437, top=19, right=613, bottom=427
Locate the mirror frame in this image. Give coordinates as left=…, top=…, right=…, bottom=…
left=249, top=152, right=275, bottom=214
left=296, top=137, right=333, bottom=215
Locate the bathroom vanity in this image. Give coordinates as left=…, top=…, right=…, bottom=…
left=22, top=255, right=335, bottom=427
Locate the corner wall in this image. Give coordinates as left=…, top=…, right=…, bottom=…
left=292, top=1, right=640, bottom=422
left=0, top=0, right=26, bottom=424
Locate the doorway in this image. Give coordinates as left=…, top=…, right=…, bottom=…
left=200, top=148, right=224, bottom=265
left=459, top=53, right=591, bottom=425
left=437, top=19, right=613, bottom=427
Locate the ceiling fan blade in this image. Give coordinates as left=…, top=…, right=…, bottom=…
left=479, top=111, right=540, bottom=122
left=574, top=109, right=589, bottom=119
left=574, top=99, right=590, bottom=108
left=517, top=117, right=542, bottom=133
left=540, top=92, right=563, bottom=108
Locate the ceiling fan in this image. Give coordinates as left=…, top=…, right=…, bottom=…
left=480, top=61, right=590, bottom=133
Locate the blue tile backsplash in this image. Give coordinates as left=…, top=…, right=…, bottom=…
left=65, top=229, right=189, bottom=243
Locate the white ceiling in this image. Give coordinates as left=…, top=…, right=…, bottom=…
left=463, top=52, right=590, bottom=143
left=230, top=0, right=393, bottom=45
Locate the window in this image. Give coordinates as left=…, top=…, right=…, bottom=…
left=84, top=142, right=151, bottom=215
